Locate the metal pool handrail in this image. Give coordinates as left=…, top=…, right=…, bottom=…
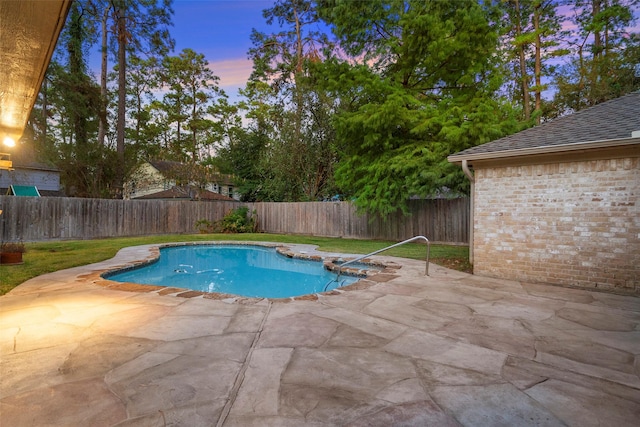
left=322, top=236, right=431, bottom=294
left=338, top=235, right=430, bottom=278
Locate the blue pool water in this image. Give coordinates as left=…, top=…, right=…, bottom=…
left=106, top=245, right=361, bottom=298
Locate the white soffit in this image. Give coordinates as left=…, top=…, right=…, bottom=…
left=0, top=0, right=71, bottom=140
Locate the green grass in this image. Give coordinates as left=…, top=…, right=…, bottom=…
left=0, top=233, right=470, bottom=296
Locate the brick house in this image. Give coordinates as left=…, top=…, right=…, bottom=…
left=448, top=92, right=639, bottom=295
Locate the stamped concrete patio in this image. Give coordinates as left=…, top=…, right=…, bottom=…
left=1, top=243, right=639, bottom=426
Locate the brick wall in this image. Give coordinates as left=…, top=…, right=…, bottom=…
left=473, top=157, right=639, bottom=295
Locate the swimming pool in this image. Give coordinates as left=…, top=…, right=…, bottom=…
left=105, top=244, right=365, bottom=298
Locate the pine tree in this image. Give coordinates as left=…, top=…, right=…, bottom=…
left=500, top=0, right=567, bottom=123
left=245, top=0, right=338, bottom=201
left=553, top=0, right=639, bottom=112
left=159, top=49, right=224, bottom=164
left=111, top=0, right=174, bottom=197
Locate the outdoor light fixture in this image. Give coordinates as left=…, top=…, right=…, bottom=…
left=3, top=136, right=16, bottom=147
left=0, top=127, right=21, bottom=148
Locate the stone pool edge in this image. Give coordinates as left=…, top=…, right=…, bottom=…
left=86, top=241, right=402, bottom=304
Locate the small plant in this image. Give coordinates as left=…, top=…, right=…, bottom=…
left=1, top=241, right=26, bottom=253
left=213, top=207, right=258, bottom=233
left=195, top=219, right=213, bottom=234
left=1, top=241, right=26, bottom=265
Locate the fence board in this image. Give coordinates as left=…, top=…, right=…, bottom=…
left=0, top=196, right=468, bottom=243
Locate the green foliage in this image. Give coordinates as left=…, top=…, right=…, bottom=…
left=212, top=207, right=258, bottom=233
left=552, top=0, right=640, bottom=112
left=27, top=0, right=176, bottom=198
left=235, top=0, right=340, bottom=202
left=194, top=219, right=213, bottom=234
left=159, top=48, right=225, bottom=163
left=195, top=206, right=262, bottom=235
left=112, top=0, right=175, bottom=195
left=1, top=241, right=26, bottom=253
left=498, top=0, right=568, bottom=122
left=317, top=0, right=517, bottom=215
left=25, top=0, right=639, bottom=208
left=553, top=38, right=640, bottom=113
left=29, top=2, right=113, bottom=198
left=126, top=55, right=163, bottom=158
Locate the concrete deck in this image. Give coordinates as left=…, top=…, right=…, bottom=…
left=1, top=243, right=639, bottom=426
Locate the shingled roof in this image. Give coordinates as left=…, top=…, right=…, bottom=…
left=133, top=185, right=235, bottom=201
left=147, top=159, right=234, bottom=185
left=7, top=143, right=59, bottom=172
left=449, top=91, right=640, bottom=163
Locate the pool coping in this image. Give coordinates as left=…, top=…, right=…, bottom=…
left=91, top=241, right=403, bottom=303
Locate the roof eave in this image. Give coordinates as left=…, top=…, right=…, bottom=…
left=11, top=164, right=59, bottom=172
left=448, top=137, right=640, bottom=164
left=0, top=0, right=72, bottom=140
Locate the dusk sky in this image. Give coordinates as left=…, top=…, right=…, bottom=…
left=90, top=1, right=638, bottom=103
left=87, top=1, right=277, bottom=101
left=168, top=0, right=277, bottom=100
left=162, top=1, right=640, bottom=102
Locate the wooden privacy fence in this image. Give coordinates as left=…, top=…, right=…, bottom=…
left=0, top=196, right=469, bottom=243
left=0, top=196, right=240, bottom=242
left=247, top=199, right=469, bottom=243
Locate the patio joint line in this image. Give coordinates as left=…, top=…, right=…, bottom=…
left=13, top=327, right=20, bottom=352
left=216, top=300, right=273, bottom=427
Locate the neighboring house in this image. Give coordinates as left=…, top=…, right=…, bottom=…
left=126, top=160, right=240, bottom=201
left=448, top=91, right=639, bottom=295
left=0, top=146, right=63, bottom=197
left=132, top=185, right=236, bottom=202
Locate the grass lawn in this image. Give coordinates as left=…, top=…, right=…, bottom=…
left=0, top=233, right=470, bottom=296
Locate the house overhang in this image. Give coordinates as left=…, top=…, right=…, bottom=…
left=448, top=137, right=640, bottom=168
left=0, top=0, right=71, bottom=145
left=10, top=164, right=60, bottom=173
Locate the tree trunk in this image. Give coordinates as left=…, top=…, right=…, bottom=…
left=116, top=5, right=126, bottom=198
left=592, top=0, right=602, bottom=58
left=533, top=2, right=542, bottom=125
left=41, top=78, right=48, bottom=141
left=98, top=7, right=108, bottom=147
left=176, top=109, right=182, bottom=159
left=192, top=85, right=197, bottom=163
left=514, top=0, right=531, bottom=121
left=293, top=4, right=306, bottom=198
left=94, top=6, right=110, bottom=198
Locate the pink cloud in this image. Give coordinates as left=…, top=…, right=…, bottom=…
left=208, top=58, right=254, bottom=89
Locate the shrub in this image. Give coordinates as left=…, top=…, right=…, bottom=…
left=214, top=207, right=257, bottom=233
left=195, top=219, right=213, bottom=234
left=1, top=241, right=26, bottom=253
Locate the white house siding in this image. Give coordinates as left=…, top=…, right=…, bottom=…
left=473, top=157, right=639, bottom=295
left=206, top=182, right=240, bottom=201
left=126, top=162, right=241, bottom=200
left=125, top=163, right=170, bottom=199
left=0, top=168, right=60, bottom=192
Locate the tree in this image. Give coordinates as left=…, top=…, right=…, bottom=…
left=553, top=0, right=639, bottom=112
left=530, top=0, right=566, bottom=123
left=159, top=48, right=225, bottom=163
left=126, top=55, right=162, bottom=158
left=317, top=0, right=517, bottom=215
left=244, top=0, right=339, bottom=201
left=96, top=1, right=111, bottom=149
left=215, top=81, right=276, bottom=201
left=111, top=0, right=174, bottom=197
left=28, top=2, right=115, bottom=197
left=499, top=0, right=567, bottom=123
